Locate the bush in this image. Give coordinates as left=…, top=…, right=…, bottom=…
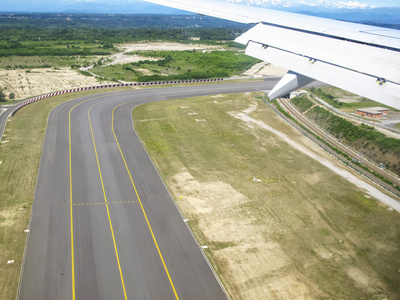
left=291, top=95, right=313, bottom=112
left=310, top=87, right=342, bottom=108
left=0, top=89, right=6, bottom=102
left=79, top=70, right=93, bottom=77
left=307, top=106, right=400, bottom=175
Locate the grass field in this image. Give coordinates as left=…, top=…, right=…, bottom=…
left=0, top=86, right=132, bottom=300
left=133, top=93, right=400, bottom=299
left=0, top=55, right=102, bottom=69
left=306, top=86, right=398, bottom=113
left=91, top=50, right=260, bottom=82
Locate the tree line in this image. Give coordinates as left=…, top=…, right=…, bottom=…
left=0, top=13, right=250, bottom=30
left=307, top=106, right=400, bottom=175
left=0, top=27, right=247, bottom=57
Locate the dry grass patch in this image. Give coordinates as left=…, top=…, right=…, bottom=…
left=133, top=93, right=400, bottom=300
left=117, top=42, right=224, bottom=52
left=0, top=68, right=114, bottom=101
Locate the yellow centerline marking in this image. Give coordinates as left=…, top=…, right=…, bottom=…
left=88, top=103, right=128, bottom=300
left=69, top=104, right=77, bottom=300
left=68, top=88, right=226, bottom=300
left=112, top=101, right=180, bottom=300
left=73, top=201, right=139, bottom=206
left=69, top=96, right=106, bottom=300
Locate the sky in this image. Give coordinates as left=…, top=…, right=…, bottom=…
left=3, top=0, right=400, bottom=9
left=225, top=0, right=400, bottom=8
left=1, top=0, right=399, bottom=14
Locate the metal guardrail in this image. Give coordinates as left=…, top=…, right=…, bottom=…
left=10, top=78, right=224, bottom=116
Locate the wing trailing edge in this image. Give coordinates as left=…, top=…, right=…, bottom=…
left=143, top=0, right=400, bottom=109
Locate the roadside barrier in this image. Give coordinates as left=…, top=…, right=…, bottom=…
left=11, top=78, right=223, bottom=116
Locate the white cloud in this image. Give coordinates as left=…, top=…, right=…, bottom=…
left=226, top=0, right=374, bottom=9
left=337, top=1, right=371, bottom=8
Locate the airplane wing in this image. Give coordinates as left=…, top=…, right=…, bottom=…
left=142, top=0, right=400, bottom=110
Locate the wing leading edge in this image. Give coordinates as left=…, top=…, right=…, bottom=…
left=142, top=0, right=400, bottom=109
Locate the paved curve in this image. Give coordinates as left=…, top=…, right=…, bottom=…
left=0, top=103, right=19, bottom=139
left=17, top=81, right=279, bottom=300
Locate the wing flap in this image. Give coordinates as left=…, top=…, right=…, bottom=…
left=245, top=40, right=400, bottom=109
left=143, top=0, right=400, bottom=108
left=144, top=0, right=400, bottom=50
left=236, top=23, right=400, bottom=84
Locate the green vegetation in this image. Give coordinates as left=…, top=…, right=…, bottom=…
left=272, top=98, right=400, bottom=191
left=306, top=86, right=397, bottom=112
left=0, top=40, right=114, bottom=57
left=0, top=89, right=5, bottom=102
left=290, top=94, right=313, bottom=112
left=133, top=93, right=400, bottom=299
left=0, top=26, right=247, bottom=58
left=0, top=13, right=250, bottom=72
left=342, top=98, right=396, bottom=111
left=79, top=70, right=93, bottom=77
left=309, top=87, right=343, bottom=108
left=0, top=19, right=250, bottom=74
left=0, top=55, right=103, bottom=70
left=307, top=106, right=400, bottom=175
left=91, top=50, right=261, bottom=82
left=0, top=13, right=250, bottom=30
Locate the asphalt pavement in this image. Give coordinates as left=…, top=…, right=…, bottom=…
left=17, top=81, right=279, bottom=300
left=0, top=103, right=19, bottom=139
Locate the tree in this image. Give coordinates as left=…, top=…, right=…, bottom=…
left=0, top=89, right=6, bottom=102
left=9, top=93, right=15, bottom=100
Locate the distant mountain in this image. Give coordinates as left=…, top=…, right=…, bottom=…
left=227, top=0, right=400, bottom=24
left=285, top=6, right=400, bottom=24
left=2, top=0, right=399, bottom=25
left=1, top=2, right=191, bottom=15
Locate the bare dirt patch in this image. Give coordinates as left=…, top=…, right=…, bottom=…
left=170, top=170, right=310, bottom=299
left=338, top=97, right=362, bottom=103
left=347, top=267, right=369, bottom=287
left=117, top=42, right=223, bottom=52
left=106, top=54, right=158, bottom=66
left=135, top=68, right=154, bottom=76
left=242, top=62, right=287, bottom=77
left=137, top=118, right=166, bottom=123
left=0, top=207, right=20, bottom=227
left=0, top=68, right=113, bottom=100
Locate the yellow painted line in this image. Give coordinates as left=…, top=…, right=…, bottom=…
left=68, top=90, right=202, bottom=300
left=69, top=103, right=77, bottom=300
left=73, top=201, right=137, bottom=206
left=69, top=96, right=104, bottom=300
left=112, top=101, right=180, bottom=300
left=88, top=104, right=128, bottom=300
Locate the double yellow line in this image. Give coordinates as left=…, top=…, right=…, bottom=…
left=112, top=101, right=179, bottom=299
left=88, top=103, right=128, bottom=300
left=69, top=96, right=179, bottom=300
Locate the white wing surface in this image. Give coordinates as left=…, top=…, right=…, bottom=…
left=143, top=0, right=400, bottom=109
